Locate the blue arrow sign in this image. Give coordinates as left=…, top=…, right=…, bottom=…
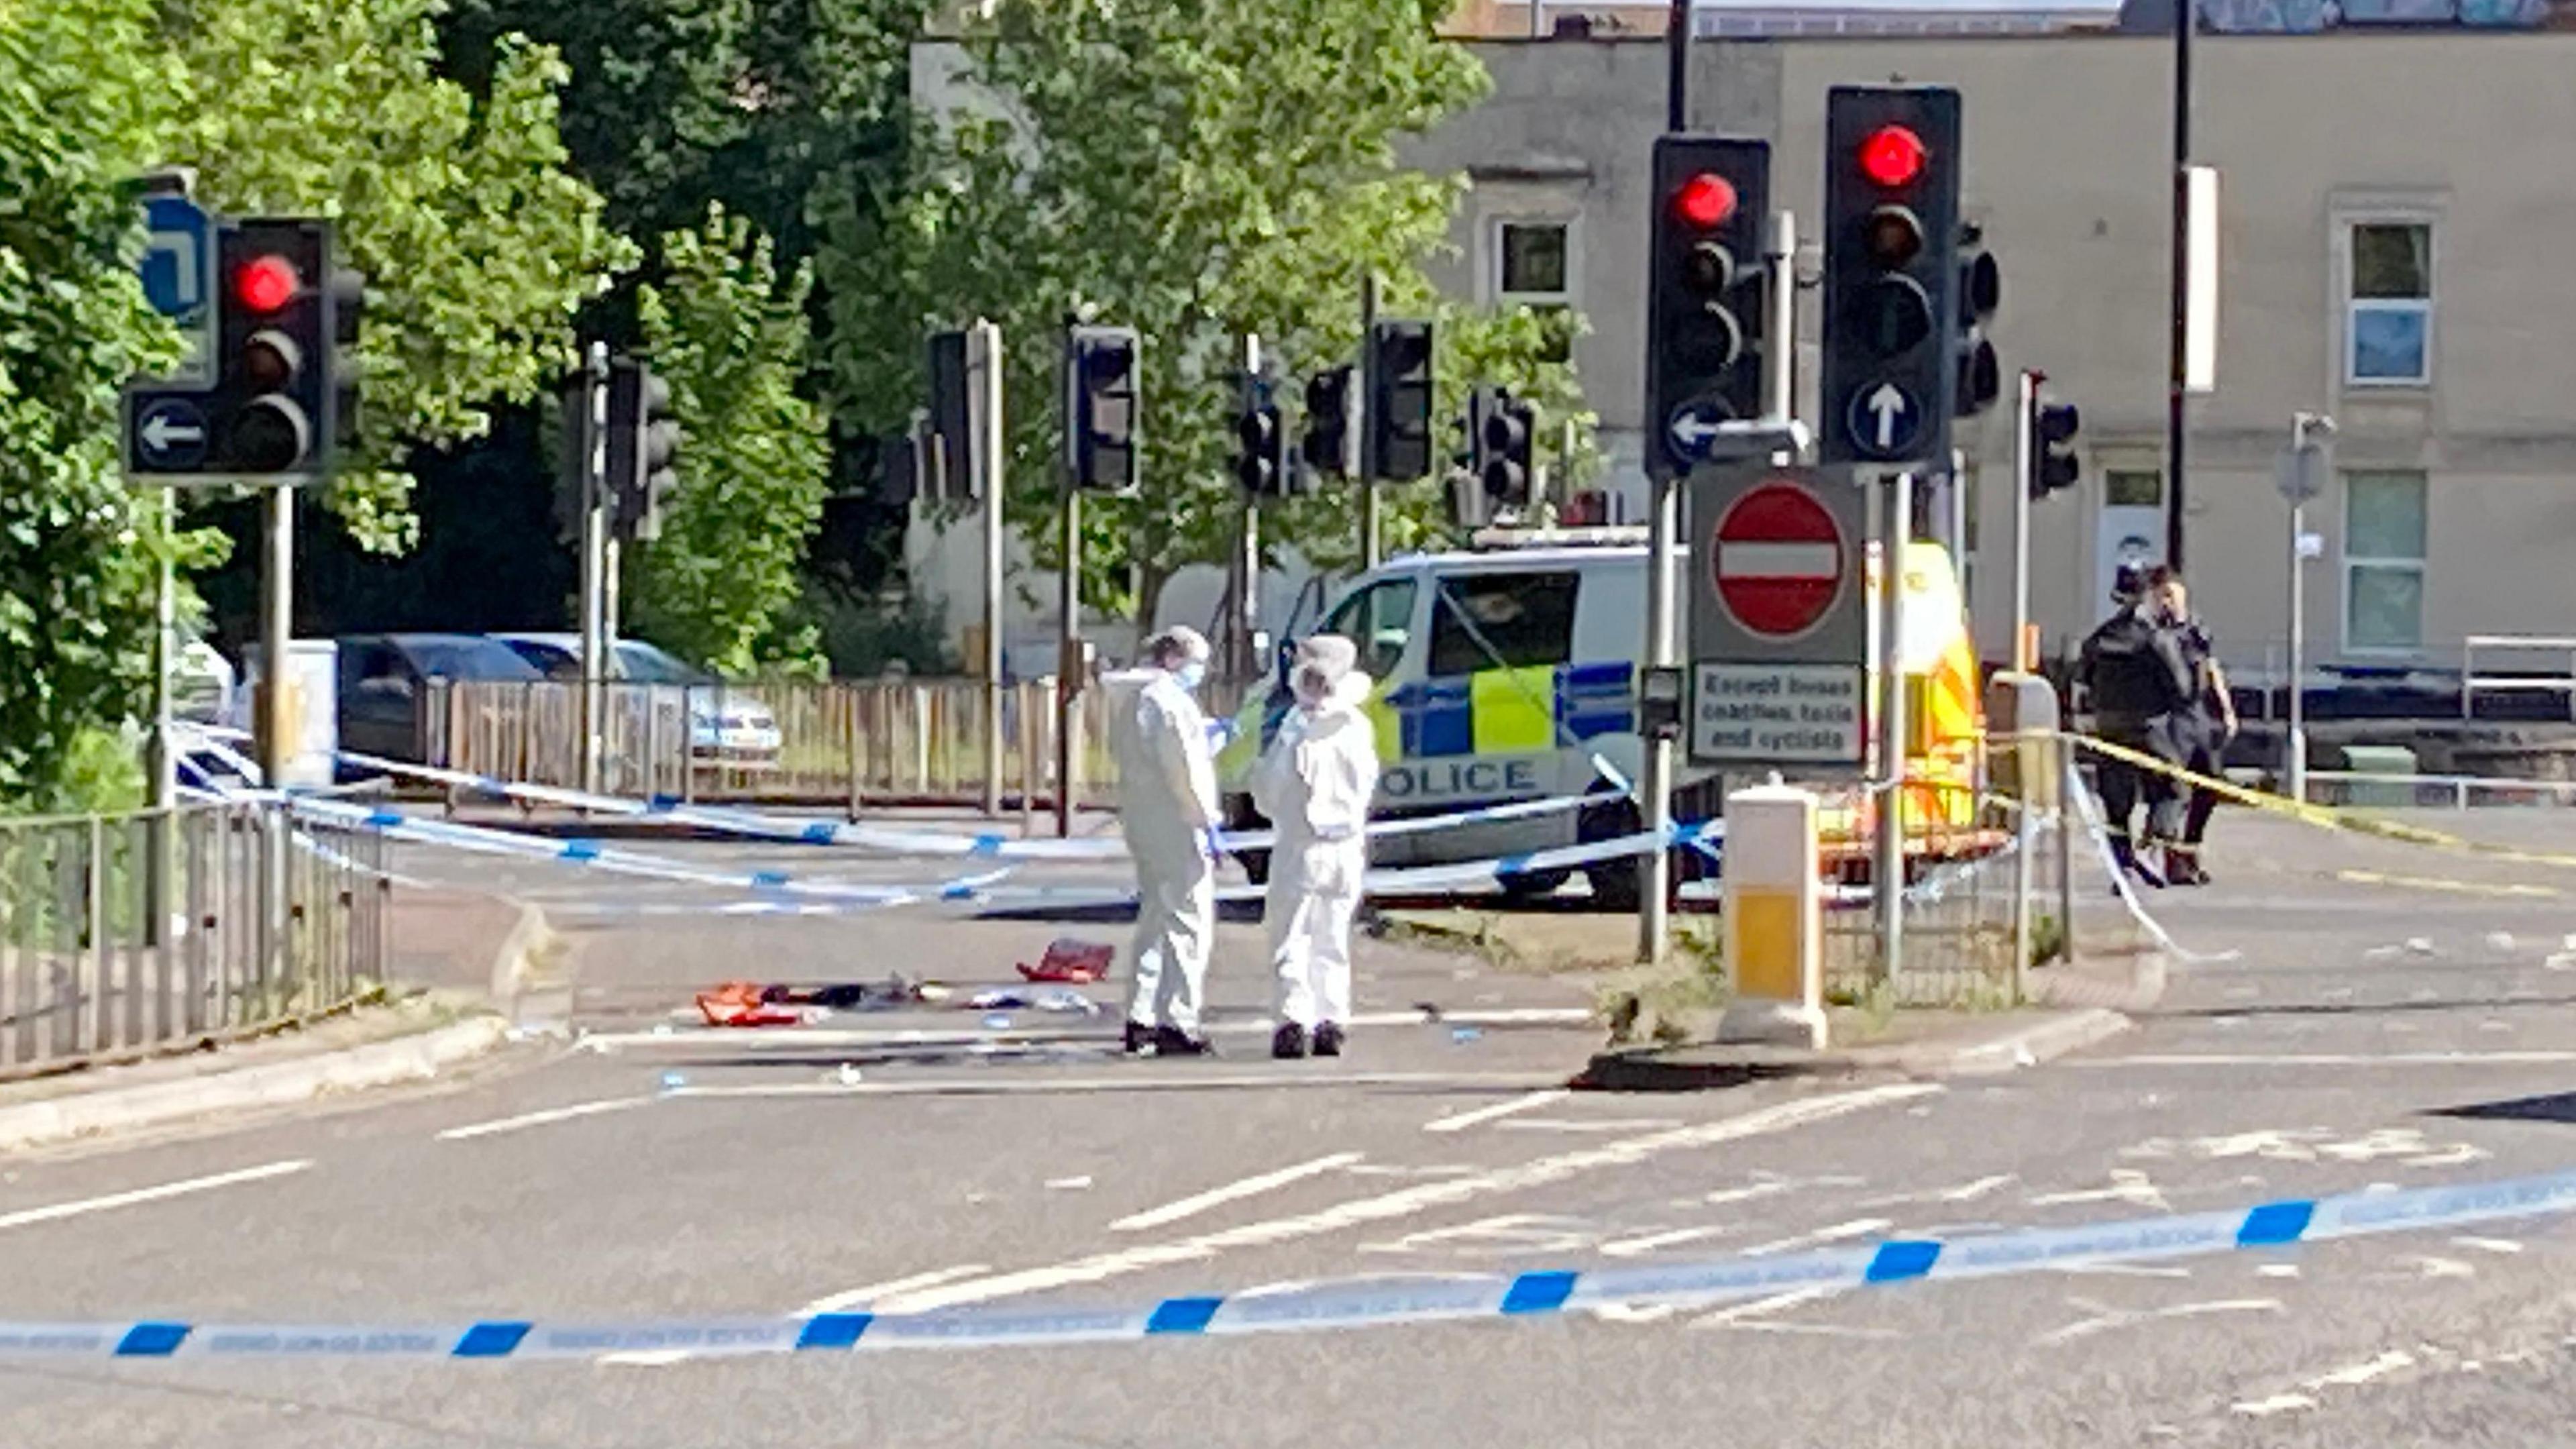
left=140, top=196, right=211, bottom=322
left=1844, top=380, right=1923, bottom=462
left=133, top=397, right=210, bottom=471
left=1664, top=398, right=1733, bottom=466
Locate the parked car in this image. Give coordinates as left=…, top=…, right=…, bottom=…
left=337, top=633, right=545, bottom=763
left=492, top=633, right=784, bottom=769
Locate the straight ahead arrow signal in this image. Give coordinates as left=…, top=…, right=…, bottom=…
left=1866, top=384, right=1907, bottom=451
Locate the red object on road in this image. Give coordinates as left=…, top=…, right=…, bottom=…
left=1711, top=479, right=1849, bottom=641
left=1018, top=938, right=1114, bottom=984
left=696, top=981, right=802, bottom=1027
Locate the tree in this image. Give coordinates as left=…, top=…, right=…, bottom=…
left=0, top=0, right=190, bottom=808
left=820, top=0, right=1595, bottom=626
left=624, top=207, right=833, bottom=677
left=166, top=0, right=635, bottom=547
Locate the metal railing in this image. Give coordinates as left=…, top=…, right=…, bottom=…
left=0, top=800, right=388, bottom=1078
left=2297, top=769, right=2576, bottom=811
left=2461, top=635, right=2576, bottom=721
left=426, top=677, right=1258, bottom=810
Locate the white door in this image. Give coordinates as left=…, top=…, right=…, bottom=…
left=2094, top=468, right=2167, bottom=623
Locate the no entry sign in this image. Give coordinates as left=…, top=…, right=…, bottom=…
left=1686, top=466, right=1870, bottom=769
left=1712, top=480, right=1849, bottom=639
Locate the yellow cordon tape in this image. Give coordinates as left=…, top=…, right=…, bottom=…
left=2023, top=729, right=2576, bottom=873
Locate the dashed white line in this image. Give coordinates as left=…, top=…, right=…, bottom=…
left=436, top=1097, right=649, bottom=1141
left=1737, top=1218, right=1894, bottom=1257
left=2306, top=1350, right=2415, bottom=1391
left=1110, top=1153, right=1364, bottom=1233
left=1421, top=1089, right=1570, bottom=1134
left=0, top=1159, right=311, bottom=1232
left=798, top=1263, right=996, bottom=1316
left=1601, top=1224, right=1743, bottom=1258
left=1497, top=1117, right=1682, bottom=1134
left=2231, top=1393, right=2316, bottom=1418
left=2454, top=1236, right=2524, bottom=1255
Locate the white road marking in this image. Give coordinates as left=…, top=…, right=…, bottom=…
left=435, top=1097, right=649, bottom=1141
left=1688, top=1286, right=1841, bottom=1325
left=1045, top=1176, right=1093, bottom=1191
left=661, top=1071, right=1566, bottom=1100
left=600, top=1350, right=697, bottom=1368
left=1497, top=1117, right=1682, bottom=1134
left=798, top=1263, right=996, bottom=1316
left=871, top=1082, right=1939, bottom=1313
left=1701, top=1178, right=1799, bottom=1206
left=2037, top=1297, right=2282, bottom=1346
left=1360, top=1214, right=1599, bottom=1258
left=1422, top=1089, right=1571, bottom=1134
left=2030, top=1169, right=2169, bottom=1212
left=2406, top=1144, right=2492, bottom=1168
left=2306, top=1350, right=2415, bottom=1390
left=0, top=1159, right=312, bottom=1232
left=2047, top=1262, right=2191, bottom=1279
left=2256, top=1264, right=2301, bottom=1279
left=2231, top=1393, right=2316, bottom=1417
left=2454, top=1236, right=2524, bottom=1254
left=1344, top=1163, right=1475, bottom=1179
left=1737, top=1218, right=1893, bottom=1257
left=1601, top=1224, right=1743, bottom=1258
left=1855, top=1174, right=2017, bottom=1209
left=1110, top=1152, right=1364, bottom=1232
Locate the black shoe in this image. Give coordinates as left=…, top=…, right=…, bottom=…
left=1154, top=1026, right=1215, bottom=1057
left=1271, top=1023, right=1308, bottom=1060
left=1311, top=1022, right=1345, bottom=1057
left=2167, top=849, right=2210, bottom=886
left=1122, top=1021, right=1156, bottom=1055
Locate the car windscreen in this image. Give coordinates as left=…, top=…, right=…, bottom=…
left=614, top=643, right=713, bottom=684
left=406, top=639, right=544, bottom=681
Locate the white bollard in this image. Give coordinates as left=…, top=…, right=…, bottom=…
left=1717, top=782, right=1829, bottom=1049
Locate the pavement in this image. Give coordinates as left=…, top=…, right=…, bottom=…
left=9, top=802, right=2576, bottom=1445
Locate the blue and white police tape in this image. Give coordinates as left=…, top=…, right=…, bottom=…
left=211, top=729, right=1614, bottom=864
left=17, top=1165, right=2576, bottom=1360
left=282, top=795, right=1016, bottom=909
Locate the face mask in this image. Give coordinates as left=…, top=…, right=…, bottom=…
left=1175, top=661, right=1207, bottom=693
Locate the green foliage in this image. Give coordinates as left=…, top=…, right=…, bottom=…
left=166, top=0, right=635, bottom=547
left=626, top=206, right=833, bottom=678
left=0, top=0, right=188, bottom=810
left=439, top=0, right=927, bottom=266
left=786, top=584, right=957, bottom=678
left=820, top=0, right=1595, bottom=621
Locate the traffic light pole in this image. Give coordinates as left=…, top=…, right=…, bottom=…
left=577, top=340, right=609, bottom=797
left=970, top=319, right=1006, bottom=818
left=257, top=482, right=294, bottom=987
left=1638, top=469, right=1678, bottom=968
left=1358, top=274, right=1382, bottom=570
left=1873, top=473, right=1911, bottom=985
left=1054, top=488, right=1080, bottom=839
left=2167, top=0, right=2194, bottom=569
left=146, top=500, right=176, bottom=949
left=2014, top=370, right=2038, bottom=671
left=1766, top=212, right=1796, bottom=420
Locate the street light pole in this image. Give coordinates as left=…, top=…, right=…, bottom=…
left=2166, top=0, right=2195, bottom=569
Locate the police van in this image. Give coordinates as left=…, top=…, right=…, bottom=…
left=1214, top=525, right=1988, bottom=904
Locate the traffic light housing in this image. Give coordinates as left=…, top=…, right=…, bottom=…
left=1301, top=364, right=1356, bottom=478
left=213, top=219, right=332, bottom=475
left=1479, top=386, right=1536, bottom=510
left=1954, top=224, right=2002, bottom=418
left=1821, top=87, right=1962, bottom=470
left=1067, top=324, right=1140, bottom=492
left=1366, top=319, right=1434, bottom=481
left=607, top=358, right=681, bottom=542
left=1234, top=385, right=1287, bottom=497
left=1646, top=135, right=1769, bottom=476
left=926, top=329, right=972, bottom=502
left=328, top=265, right=366, bottom=454
left=2031, top=397, right=2080, bottom=498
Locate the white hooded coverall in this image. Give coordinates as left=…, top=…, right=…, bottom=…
left=1251, top=672, right=1379, bottom=1029
left=1108, top=667, right=1221, bottom=1035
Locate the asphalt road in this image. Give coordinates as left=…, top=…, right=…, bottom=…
left=9, top=804, right=2576, bottom=1446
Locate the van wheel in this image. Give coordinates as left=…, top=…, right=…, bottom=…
left=1580, top=797, right=1644, bottom=911
left=1498, top=868, right=1573, bottom=902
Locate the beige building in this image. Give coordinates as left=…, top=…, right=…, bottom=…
left=1413, top=30, right=2576, bottom=679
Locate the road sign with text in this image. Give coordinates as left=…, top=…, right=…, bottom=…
left=1687, top=465, right=1868, bottom=769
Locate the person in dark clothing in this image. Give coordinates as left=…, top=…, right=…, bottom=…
left=2078, top=563, right=2196, bottom=886
left=2158, top=574, right=2237, bottom=886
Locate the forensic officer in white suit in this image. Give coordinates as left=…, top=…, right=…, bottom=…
left=1251, top=634, right=1379, bottom=1059
left=1106, top=626, right=1221, bottom=1057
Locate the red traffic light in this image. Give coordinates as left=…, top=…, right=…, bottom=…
left=1670, top=172, right=1738, bottom=230
left=1858, top=125, right=1927, bottom=189
left=234, top=254, right=300, bottom=314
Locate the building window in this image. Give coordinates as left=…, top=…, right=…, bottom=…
left=1495, top=220, right=1574, bottom=363
left=2345, top=221, right=2433, bottom=386
left=2343, top=470, right=2426, bottom=652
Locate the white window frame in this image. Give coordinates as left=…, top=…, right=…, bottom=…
left=2339, top=468, right=2429, bottom=657
left=2334, top=203, right=2440, bottom=391
left=1489, top=217, right=1577, bottom=310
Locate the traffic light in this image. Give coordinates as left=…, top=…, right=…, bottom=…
left=926, top=329, right=971, bottom=501
left=1234, top=385, right=1287, bottom=497
left=2030, top=397, right=2080, bottom=498
left=1646, top=136, right=1769, bottom=476
left=328, top=265, right=366, bottom=453
left=1480, top=386, right=1535, bottom=509
left=1954, top=224, right=2001, bottom=417
left=1301, top=364, right=1356, bottom=478
left=1066, top=324, right=1140, bottom=492
left=1366, top=319, right=1434, bottom=481
left=213, top=219, right=331, bottom=475
left=1821, top=86, right=1962, bottom=470
left=607, top=358, right=681, bottom=542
